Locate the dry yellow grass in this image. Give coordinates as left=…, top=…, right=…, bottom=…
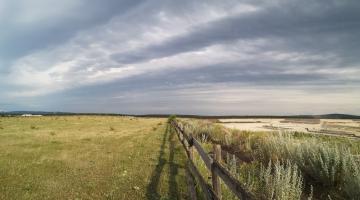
left=0, top=116, right=188, bottom=200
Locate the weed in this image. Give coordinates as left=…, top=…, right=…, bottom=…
left=82, top=138, right=92, bottom=142
left=257, top=161, right=303, bottom=200
left=30, top=125, right=38, bottom=129
left=50, top=140, right=61, bottom=144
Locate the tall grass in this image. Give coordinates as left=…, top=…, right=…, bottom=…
left=258, top=161, right=303, bottom=200
left=176, top=119, right=360, bottom=199
left=224, top=152, right=304, bottom=200
left=191, top=142, right=304, bottom=200
left=256, top=133, right=360, bottom=198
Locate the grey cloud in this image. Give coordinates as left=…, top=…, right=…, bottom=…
left=1, top=0, right=360, bottom=114
left=0, top=0, right=145, bottom=69
left=59, top=61, right=357, bottom=102
left=111, top=0, right=360, bottom=66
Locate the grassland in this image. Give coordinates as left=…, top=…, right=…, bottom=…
left=0, top=116, right=188, bottom=200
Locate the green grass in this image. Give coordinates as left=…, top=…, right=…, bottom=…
left=0, top=116, right=188, bottom=200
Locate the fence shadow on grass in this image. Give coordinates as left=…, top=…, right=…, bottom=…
left=168, top=124, right=180, bottom=199
left=146, top=123, right=182, bottom=200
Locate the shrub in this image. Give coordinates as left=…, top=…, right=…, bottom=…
left=176, top=119, right=360, bottom=199
left=258, top=161, right=303, bottom=200
left=256, top=132, right=360, bottom=197
left=231, top=159, right=304, bottom=200
left=342, top=155, right=360, bottom=198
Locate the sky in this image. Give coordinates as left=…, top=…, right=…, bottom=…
left=0, top=0, right=359, bottom=115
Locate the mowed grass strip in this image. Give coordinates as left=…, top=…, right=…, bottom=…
left=0, top=116, right=188, bottom=200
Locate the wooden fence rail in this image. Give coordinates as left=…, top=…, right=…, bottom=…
left=171, top=120, right=255, bottom=200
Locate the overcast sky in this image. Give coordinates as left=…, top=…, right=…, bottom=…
left=0, top=0, right=359, bottom=115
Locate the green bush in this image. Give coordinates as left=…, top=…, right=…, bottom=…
left=227, top=158, right=304, bottom=199
left=342, top=154, right=360, bottom=198
left=256, top=133, right=360, bottom=198
left=258, top=161, right=303, bottom=200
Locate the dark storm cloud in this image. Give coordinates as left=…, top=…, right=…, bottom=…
left=111, top=0, right=360, bottom=66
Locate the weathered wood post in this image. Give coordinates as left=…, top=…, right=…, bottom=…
left=177, top=123, right=185, bottom=142
left=179, top=129, right=183, bottom=142
left=188, top=137, right=194, bottom=161
left=212, top=144, right=222, bottom=199
left=186, top=166, right=198, bottom=200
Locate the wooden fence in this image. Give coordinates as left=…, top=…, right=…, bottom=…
left=170, top=120, right=255, bottom=200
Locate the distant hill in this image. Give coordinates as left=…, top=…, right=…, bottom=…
left=293, top=114, right=360, bottom=119
left=1, top=111, right=359, bottom=119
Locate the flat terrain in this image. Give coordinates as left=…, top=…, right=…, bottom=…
left=0, top=116, right=188, bottom=200
left=219, top=118, right=360, bottom=137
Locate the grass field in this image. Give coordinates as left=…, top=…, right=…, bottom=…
left=0, top=116, right=188, bottom=200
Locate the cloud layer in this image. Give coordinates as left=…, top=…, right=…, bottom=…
left=1, top=0, right=359, bottom=114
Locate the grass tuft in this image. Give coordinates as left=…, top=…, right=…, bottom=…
left=30, top=125, right=38, bottom=129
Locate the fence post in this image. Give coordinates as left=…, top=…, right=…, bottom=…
left=212, top=144, right=222, bottom=199
left=179, top=131, right=183, bottom=142
left=189, top=137, right=194, bottom=161
left=186, top=165, right=198, bottom=200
